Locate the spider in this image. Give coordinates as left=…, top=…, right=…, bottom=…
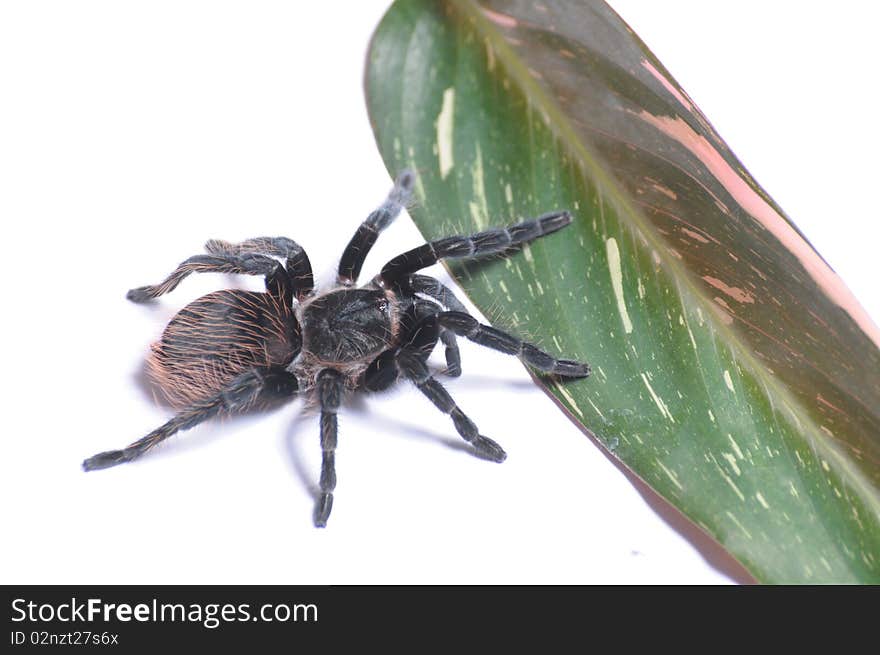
left=82, top=171, right=590, bottom=527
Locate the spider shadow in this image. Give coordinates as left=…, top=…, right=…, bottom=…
left=345, top=390, right=475, bottom=456
left=126, top=359, right=297, bottom=462
left=132, top=401, right=288, bottom=463
left=282, top=386, right=493, bottom=503
left=437, top=372, right=540, bottom=392
left=282, top=404, right=321, bottom=500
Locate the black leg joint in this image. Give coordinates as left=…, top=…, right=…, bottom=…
left=535, top=210, right=572, bottom=235
left=419, top=378, right=456, bottom=414
left=437, top=311, right=479, bottom=336
left=320, top=452, right=337, bottom=492
left=471, top=228, right=512, bottom=252
left=507, top=221, right=543, bottom=242
left=433, top=236, right=474, bottom=257
left=363, top=350, right=400, bottom=392
left=469, top=324, right=521, bottom=354
left=450, top=408, right=479, bottom=442
left=406, top=274, right=468, bottom=312
left=336, top=170, right=415, bottom=285
left=317, top=369, right=344, bottom=411
left=320, top=413, right=337, bottom=451
left=396, top=351, right=430, bottom=385
left=338, top=224, right=379, bottom=284
left=314, top=494, right=333, bottom=528
left=520, top=343, right=557, bottom=371
left=439, top=328, right=462, bottom=377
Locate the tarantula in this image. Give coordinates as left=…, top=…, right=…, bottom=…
left=83, top=171, right=590, bottom=527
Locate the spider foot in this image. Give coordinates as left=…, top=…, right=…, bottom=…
left=82, top=448, right=135, bottom=471
left=313, top=492, right=334, bottom=528
left=471, top=435, right=507, bottom=463
left=126, top=286, right=155, bottom=303
left=554, top=360, right=591, bottom=378
left=444, top=363, right=462, bottom=378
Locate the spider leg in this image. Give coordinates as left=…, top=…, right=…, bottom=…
left=438, top=328, right=461, bottom=377
left=437, top=311, right=591, bottom=378
left=396, top=349, right=507, bottom=463
left=204, top=236, right=314, bottom=300
left=126, top=252, right=293, bottom=303
left=408, top=297, right=461, bottom=378
left=406, top=274, right=468, bottom=312
left=379, top=210, right=571, bottom=283
left=314, top=369, right=344, bottom=528
left=406, top=274, right=468, bottom=377
left=82, top=367, right=299, bottom=471
left=368, top=313, right=506, bottom=461
left=337, top=170, right=415, bottom=285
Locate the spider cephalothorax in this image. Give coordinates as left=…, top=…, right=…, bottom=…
left=299, top=288, right=400, bottom=374
left=83, top=171, right=590, bottom=527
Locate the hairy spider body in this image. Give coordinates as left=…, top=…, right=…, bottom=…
left=297, top=287, right=401, bottom=386
left=149, top=289, right=301, bottom=407
left=84, top=171, right=591, bottom=527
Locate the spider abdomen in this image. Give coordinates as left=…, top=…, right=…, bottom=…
left=148, top=289, right=301, bottom=407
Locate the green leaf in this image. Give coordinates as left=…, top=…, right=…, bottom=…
left=365, top=0, right=880, bottom=583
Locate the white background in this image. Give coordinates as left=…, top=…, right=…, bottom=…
left=1, top=1, right=876, bottom=585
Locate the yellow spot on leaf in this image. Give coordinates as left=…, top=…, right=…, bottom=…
left=606, top=237, right=633, bottom=334
left=436, top=88, right=455, bottom=179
